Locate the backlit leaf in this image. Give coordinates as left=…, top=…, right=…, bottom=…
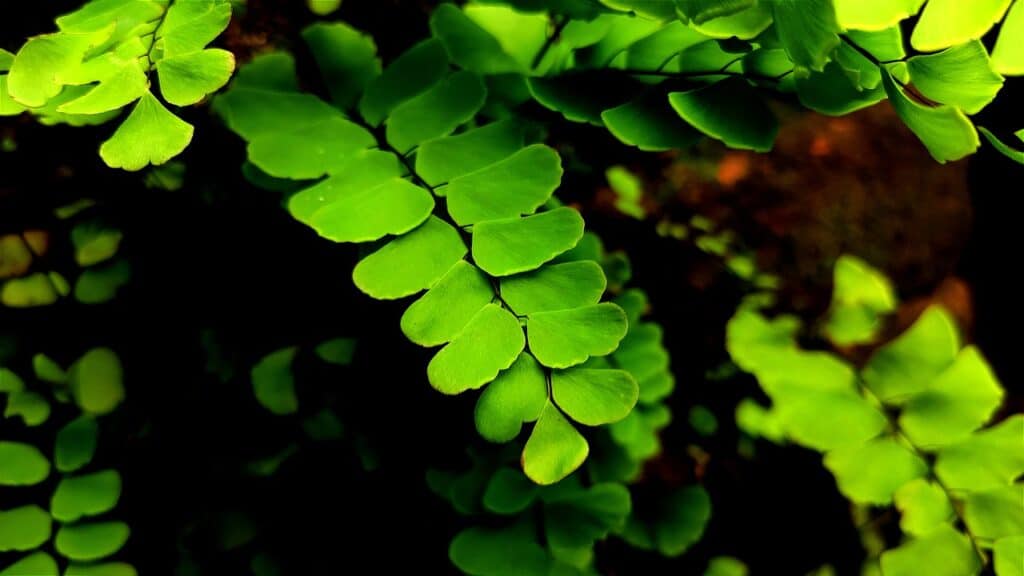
left=427, top=304, right=524, bottom=394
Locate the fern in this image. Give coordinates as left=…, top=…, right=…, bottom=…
left=727, top=256, right=1023, bottom=575
left=0, top=349, right=131, bottom=575
left=215, top=23, right=640, bottom=485
left=435, top=1, right=1023, bottom=165
left=0, top=0, right=234, bottom=170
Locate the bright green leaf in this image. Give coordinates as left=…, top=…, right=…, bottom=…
left=159, top=0, right=232, bottom=57
left=993, top=0, right=1024, bottom=75
left=7, top=31, right=108, bottom=107
left=352, top=216, right=467, bottom=299
left=402, top=261, right=494, bottom=347
left=669, top=78, right=778, bottom=152
left=601, top=90, right=702, bottom=152
left=523, top=403, right=589, bottom=485
left=825, top=255, right=897, bottom=345
left=68, top=347, right=125, bottom=415
left=473, top=208, right=585, bottom=277
left=964, top=485, right=1024, bottom=541
left=248, top=116, right=376, bottom=180
left=862, top=306, right=961, bottom=402
left=474, top=352, right=548, bottom=442
left=449, top=525, right=550, bottom=576
left=305, top=178, right=434, bottom=243
left=772, top=0, right=841, bottom=72
left=358, top=39, right=449, bottom=126
left=415, top=120, right=527, bottom=186
left=833, top=0, right=926, bottom=31
left=99, top=91, right=194, bottom=171
left=879, top=525, right=981, bottom=576
left=33, top=354, right=67, bottom=384
left=157, top=49, right=235, bottom=107
left=980, top=126, right=1024, bottom=164
left=427, top=304, right=525, bottom=394
left=55, top=522, right=130, bottom=562
left=687, top=3, right=773, bottom=40
left=551, top=367, right=637, bottom=426
left=894, top=479, right=955, bottom=536
left=935, top=416, right=1024, bottom=492
left=900, top=346, right=1004, bottom=448
left=911, top=0, right=1013, bottom=52
left=0, top=506, right=51, bottom=553
left=676, top=0, right=756, bottom=24
left=995, top=536, right=1024, bottom=576
left=429, top=4, right=527, bottom=74
left=824, top=437, right=928, bottom=504
left=51, top=470, right=122, bottom=523
left=528, top=304, right=629, bottom=369
left=57, top=59, right=148, bottom=115
left=288, top=150, right=403, bottom=221
left=906, top=40, right=1004, bottom=115
left=386, top=71, right=487, bottom=154
left=446, top=145, right=562, bottom=226
left=500, top=261, right=606, bottom=315
left=251, top=347, right=299, bottom=415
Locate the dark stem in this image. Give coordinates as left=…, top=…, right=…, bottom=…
left=532, top=16, right=569, bottom=70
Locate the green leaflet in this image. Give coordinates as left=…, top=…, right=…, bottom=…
left=352, top=217, right=467, bottom=300
left=3, top=390, right=50, bottom=426
left=55, top=521, right=130, bottom=562
left=430, top=4, right=534, bottom=75
left=649, top=486, right=712, bottom=556
left=7, top=0, right=234, bottom=168
left=522, top=403, right=589, bottom=485
left=601, top=90, right=702, bottom=152
left=963, top=485, right=1024, bottom=541
left=415, top=120, right=528, bottom=186
left=500, top=261, right=607, bottom=315
left=474, top=353, right=548, bottom=442
left=899, top=347, right=1004, bottom=448
left=55, top=417, right=99, bottom=473
left=668, top=78, right=778, bottom=152
left=824, top=255, right=897, bottom=346
left=251, top=347, right=299, bottom=415
left=935, top=416, right=1024, bottom=491
left=771, top=0, right=841, bottom=72
left=50, top=470, right=122, bottom=523
left=993, top=0, right=1024, bottom=75
left=427, top=304, right=525, bottom=395
left=995, top=536, right=1024, bottom=576
left=288, top=150, right=404, bottom=222
left=445, top=144, right=562, bottom=226
left=385, top=71, right=487, bottom=153
left=824, top=437, right=928, bottom=505
left=402, top=261, right=494, bottom=347
left=302, top=22, right=381, bottom=110
left=0, top=506, right=51, bottom=553
left=68, top=347, right=125, bottom=415
left=544, top=482, right=631, bottom=565
left=906, top=40, right=1005, bottom=115
left=686, top=3, right=773, bottom=40
left=862, top=306, right=961, bottom=403
left=472, top=208, right=585, bottom=277
left=156, top=49, right=235, bottom=107
left=550, top=367, right=638, bottom=426
left=482, top=468, right=539, bottom=515
left=99, top=91, right=194, bottom=172
left=527, top=74, right=642, bottom=126
left=64, top=564, right=138, bottom=576
left=833, top=0, right=925, bottom=31
left=359, top=39, right=448, bottom=126
left=307, top=178, right=434, bottom=243
left=911, top=0, right=1013, bottom=51
left=879, top=525, right=980, bottom=576
left=449, top=525, right=551, bottom=576
left=0, top=552, right=59, bottom=576
left=527, top=303, right=629, bottom=368
left=894, top=479, right=954, bottom=536
left=796, top=62, right=886, bottom=116
left=248, top=117, right=376, bottom=180
left=676, top=0, right=756, bottom=24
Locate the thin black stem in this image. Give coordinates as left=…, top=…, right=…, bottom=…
left=617, top=67, right=793, bottom=84
left=532, top=16, right=569, bottom=70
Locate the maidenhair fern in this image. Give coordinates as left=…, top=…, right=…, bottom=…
left=216, top=23, right=640, bottom=485
left=0, top=0, right=235, bottom=170
left=0, top=349, right=131, bottom=575
left=728, top=256, right=1024, bottom=575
